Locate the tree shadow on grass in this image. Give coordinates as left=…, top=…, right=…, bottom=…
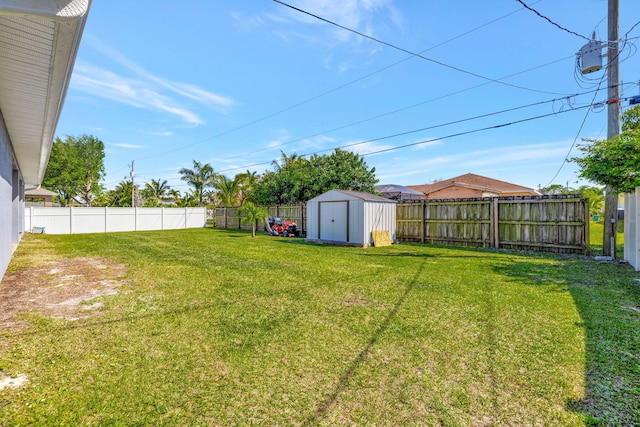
left=304, top=259, right=426, bottom=425
left=492, top=258, right=640, bottom=426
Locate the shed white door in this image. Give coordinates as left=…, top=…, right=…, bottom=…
left=320, top=201, right=348, bottom=242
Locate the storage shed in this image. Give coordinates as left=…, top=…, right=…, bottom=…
left=306, top=190, right=396, bottom=247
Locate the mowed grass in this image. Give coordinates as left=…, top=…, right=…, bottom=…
left=1, top=229, right=639, bottom=426
left=590, top=219, right=625, bottom=256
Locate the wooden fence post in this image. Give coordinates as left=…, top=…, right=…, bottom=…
left=584, top=198, right=591, bottom=256
left=492, top=197, right=499, bottom=249
left=421, top=201, right=425, bottom=244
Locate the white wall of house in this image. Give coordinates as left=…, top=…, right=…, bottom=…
left=25, top=207, right=208, bottom=235
left=0, top=111, right=23, bottom=280
left=624, top=189, right=639, bottom=271
left=0, top=0, right=91, bottom=282
left=0, top=112, right=13, bottom=279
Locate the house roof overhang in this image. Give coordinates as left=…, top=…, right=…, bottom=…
left=0, top=0, right=90, bottom=187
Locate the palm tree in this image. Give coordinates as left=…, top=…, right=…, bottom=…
left=271, top=151, right=305, bottom=172
left=143, top=178, right=170, bottom=206
left=578, top=185, right=605, bottom=216
left=240, top=202, right=268, bottom=237
left=215, top=175, right=241, bottom=207
left=236, top=170, right=259, bottom=206
left=109, top=179, right=133, bottom=207
left=179, top=160, right=218, bottom=207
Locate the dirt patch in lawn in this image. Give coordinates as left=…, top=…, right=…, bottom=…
left=0, top=257, right=127, bottom=331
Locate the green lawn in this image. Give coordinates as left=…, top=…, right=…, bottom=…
left=590, top=219, right=625, bottom=256
left=1, top=229, right=638, bottom=426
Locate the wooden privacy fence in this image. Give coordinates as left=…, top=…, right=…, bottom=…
left=212, top=195, right=589, bottom=254
left=397, top=195, right=590, bottom=254
left=213, top=204, right=307, bottom=234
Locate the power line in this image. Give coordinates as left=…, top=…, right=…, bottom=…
left=221, top=55, right=575, bottom=162
left=291, top=93, right=603, bottom=158
left=515, top=0, right=590, bottom=41
left=624, top=20, right=640, bottom=38
left=209, top=100, right=598, bottom=177
left=545, top=73, right=608, bottom=186
left=359, top=106, right=593, bottom=157
left=274, top=0, right=565, bottom=96
left=137, top=85, right=626, bottom=182
left=133, top=2, right=549, bottom=164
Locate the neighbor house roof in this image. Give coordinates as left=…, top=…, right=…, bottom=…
left=25, top=187, right=57, bottom=197
left=375, top=184, right=426, bottom=201
left=0, top=0, right=91, bottom=187
left=408, top=173, right=540, bottom=197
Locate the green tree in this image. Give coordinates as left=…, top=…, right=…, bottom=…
left=179, top=160, right=218, bottom=207
left=252, top=149, right=378, bottom=205
left=239, top=202, right=268, bottom=237
left=252, top=154, right=312, bottom=205
left=214, top=175, right=241, bottom=207
left=572, top=105, right=640, bottom=194
left=43, top=134, right=105, bottom=206
left=577, top=185, right=605, bottom=215
left=271, top=151, right=306, bottom=172
left=311, top=148, right=378, bottom=195
left=236, top=170, right=259, bottom=206
left=143, top=178, right=170, bottom=206
left=571, top=104, right=640, bottom=256
left=572, top=135, right=640, bottom=194
left=166, top=189, right=183, bottom=206
left=107, top=180, right=134, bottom=207
left=541, top=184, right=568, bottom=195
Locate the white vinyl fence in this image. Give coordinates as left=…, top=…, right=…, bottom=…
left=25, top=207, right=207, bottom=235
left=624, top=189, right=640, bottom=271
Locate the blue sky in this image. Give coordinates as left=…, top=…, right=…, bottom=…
left=55, top=0, right=640, bottom=194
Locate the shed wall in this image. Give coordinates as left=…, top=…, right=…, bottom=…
left=348, top=199, right=364, bottom=245
left=306, top=200, right=319, bottom=240
left=363, top=201, right=396, bottom=245
left=306, top=190, right=396, bottom=247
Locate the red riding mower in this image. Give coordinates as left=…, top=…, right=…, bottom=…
left=265, top=216, right=300, bottom=237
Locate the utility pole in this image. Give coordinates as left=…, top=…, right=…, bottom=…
left=130, top=160, right=135, bottom=207
left=603, top=0, right=619, bottom=258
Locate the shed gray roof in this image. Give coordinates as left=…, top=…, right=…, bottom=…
left=309, top=189, right=396, bottom=203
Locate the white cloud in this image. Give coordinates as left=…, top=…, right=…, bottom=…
left=111, top=143, right=145, bottom=149
left=72, top=62, right=204, bottom=126
left=375, top=140, right=578, bottom=186
left=344, top=140, right=394, bottom=156
left=270, top=0, right=403, bottom=46
left=280, top=0, right=397, bottom=30
left=149, top=131, right=173, bottom=137
left=71, top=37, right=236, bottom=125
left=267, top=139, right=284, bottom=149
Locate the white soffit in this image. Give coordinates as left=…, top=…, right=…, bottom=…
left=0, top=0, right=90, bottom=187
